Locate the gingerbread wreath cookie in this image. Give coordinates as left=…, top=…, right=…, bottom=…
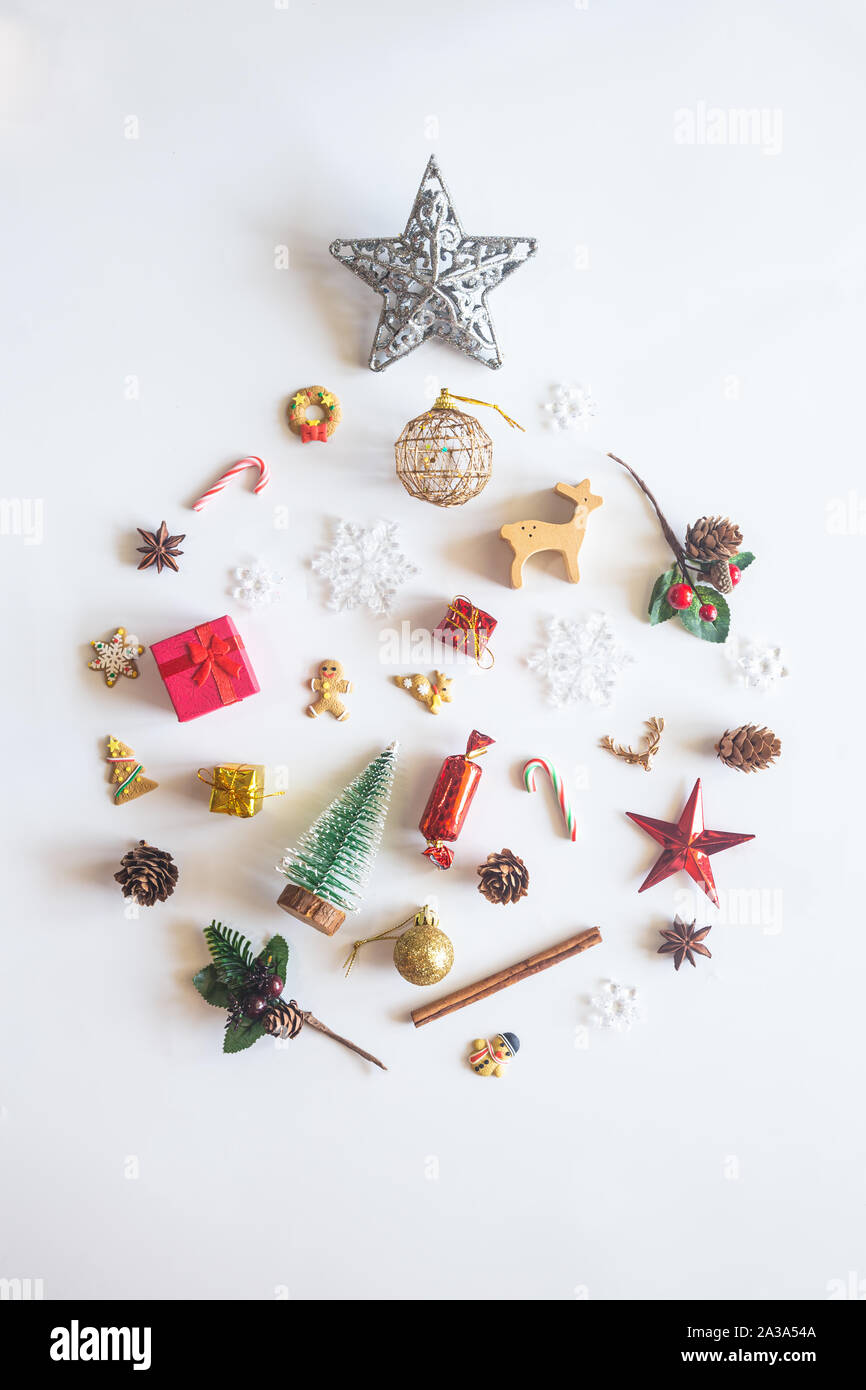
left=288, top=386, right=342, bottom=443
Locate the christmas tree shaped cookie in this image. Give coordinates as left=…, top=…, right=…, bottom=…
left=106, top=736, right=158, bottom=804
left=276, top=742, right=398, bottom=935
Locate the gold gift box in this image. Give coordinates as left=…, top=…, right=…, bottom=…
left=205, top=764, right=266, bottom=818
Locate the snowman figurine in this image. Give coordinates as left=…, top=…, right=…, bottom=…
left=468, top=1032, right=520, bottom=1078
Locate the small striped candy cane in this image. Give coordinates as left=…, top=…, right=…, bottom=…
left=192, top=456, right=270, bottom=512
left=523, top=758, right=578, bottom=842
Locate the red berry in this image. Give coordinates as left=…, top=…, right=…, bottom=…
left=245, top=993, right=268, bottom=1018
left=728, top=564, right=741, bottom=587
left=667, top=583, right=694, bottom=610
left=699, top=602, right=718, bottom=623
left=267, top=974, right=284, bottom=997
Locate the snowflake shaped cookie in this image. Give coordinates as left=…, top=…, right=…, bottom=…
left=591, top=981, right=641, bottom=1032
left=542, top=383, right=598, bottom=430
left=528, top=613, right=632, bottom=708
left=312, top=520, right=419, bottom=615
left=88, top=627, right=144, bottom=687
left=232, top=564, right=284, bottom=608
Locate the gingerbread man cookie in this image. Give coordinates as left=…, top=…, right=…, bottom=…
left=307, top=659, right=352, bottom=721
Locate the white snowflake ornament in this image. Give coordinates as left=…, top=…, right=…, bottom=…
left=592, top=981, right=641, bottom=1032
left=312, top=519, right=419, bottom=615
left=528, top=613, right=632, bottom=708
left=232, top=564, right=283, bottom=608
left=543, top=383, right=598, bottom=431
left=729, top=637, right=789, bottom=692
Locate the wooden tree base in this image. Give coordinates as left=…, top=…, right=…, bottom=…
left=277, top=883, right=346, bottom=936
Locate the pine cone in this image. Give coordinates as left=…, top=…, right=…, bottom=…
left=708, top=558, right=734, bottom=594
left=114, top=839, right=178, bottom=906
left=716, top=724, right=781, bottom=773
left=477, top=848, right=529, bottom=905
left=262, top=1000, right=306, bottom=1039
left=684, top=516, right=743, bottom=563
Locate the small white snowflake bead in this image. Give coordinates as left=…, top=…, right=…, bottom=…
left=591, top=981, right=641, bottom=1032
left=232, top=564, right=284, bottom=608
left=542, top=383, right=598, bottom=431
left=728, top=637, right=789, bottom=692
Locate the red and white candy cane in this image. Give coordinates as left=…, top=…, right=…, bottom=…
left=192, top=456, right=270, bottom=512
left=523, top=758, right=578, bottom=842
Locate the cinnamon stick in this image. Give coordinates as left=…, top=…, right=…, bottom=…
left=410, top=927, right=602, bottom=1028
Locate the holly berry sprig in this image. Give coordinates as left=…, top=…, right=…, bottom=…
left=194, top=922, right=289, bottom=1053
left=193, top=923, right=388, bottom=1067
left=609, top=453, right=755, bottom=644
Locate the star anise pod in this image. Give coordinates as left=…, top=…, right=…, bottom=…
left=657, top=915, right=712, bottom=970
left=136, top=520, right=185, bottom=573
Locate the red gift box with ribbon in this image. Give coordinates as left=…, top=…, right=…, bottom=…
left=150, top=616, right=260, bottom=722
left=433, top=595, right=497, bottom=666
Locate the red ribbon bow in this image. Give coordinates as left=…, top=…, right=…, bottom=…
left=301, top=421, right=328, bottom=443
left=187, top=626, right=242, bottom=704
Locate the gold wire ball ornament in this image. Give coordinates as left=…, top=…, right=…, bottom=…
left=343, top=905, right=454, bottom=987
left=394, top=388, right=523, bottom=508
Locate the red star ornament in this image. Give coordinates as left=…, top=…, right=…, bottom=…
left=626, top=778, right=754, bottom=907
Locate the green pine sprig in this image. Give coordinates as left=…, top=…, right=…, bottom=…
left=193, top=928, right=291, bottom=1056
left=203, top=921, right=256, bottom=988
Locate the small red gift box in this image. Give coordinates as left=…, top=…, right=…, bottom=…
left=150, top=616, right=260, bottom=723
left=433, top=595, right=497, bottom=666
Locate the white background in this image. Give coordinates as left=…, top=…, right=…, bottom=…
left=2, top=0, right=864, bottom=1302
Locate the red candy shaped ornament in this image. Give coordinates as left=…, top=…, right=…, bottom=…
left=419, top=730, right=495, bottom=869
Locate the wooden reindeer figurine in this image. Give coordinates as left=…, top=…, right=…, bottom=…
left=500, top=480, right=603, bottom=588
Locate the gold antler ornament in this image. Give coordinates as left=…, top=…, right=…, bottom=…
left=600, top=716, right=665, bottom=772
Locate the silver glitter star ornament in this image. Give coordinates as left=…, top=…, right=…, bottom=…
left=330, top=156, right=537, bottom=372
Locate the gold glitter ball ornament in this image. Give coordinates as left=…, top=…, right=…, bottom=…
left=393, top=918, right=454, bottom=986
left=343, top=905, right=454, bottom=985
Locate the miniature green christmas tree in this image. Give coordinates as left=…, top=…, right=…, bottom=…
left=276, top=742, right=398, bottom=936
